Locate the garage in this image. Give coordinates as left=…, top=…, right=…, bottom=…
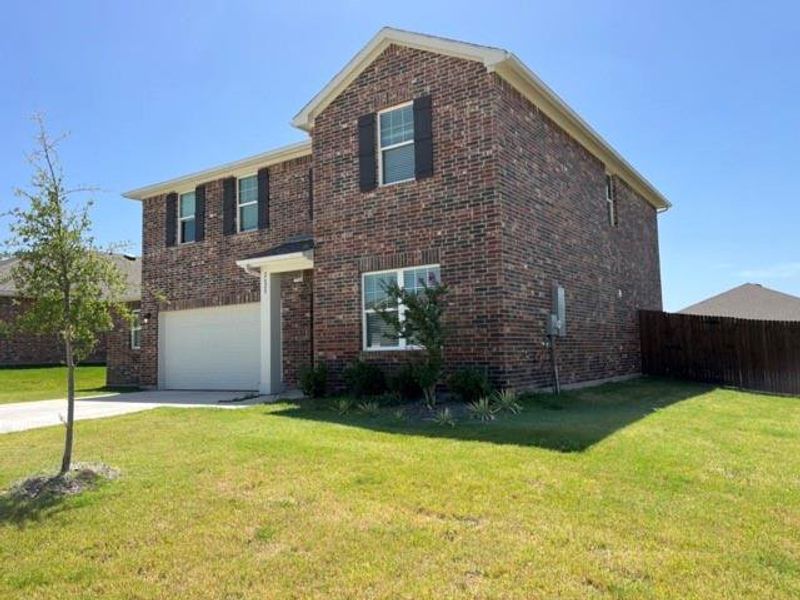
left=159, top=303, right=261, bottom=390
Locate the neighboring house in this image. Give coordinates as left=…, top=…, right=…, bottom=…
left=679, top=283, right=800, bottom=321
left=0, top=254, right=141, bottom=367
left=112, top=27, right=669, bottom=393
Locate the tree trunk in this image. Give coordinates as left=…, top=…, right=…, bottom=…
left=60, top=338, right=75, bottom=476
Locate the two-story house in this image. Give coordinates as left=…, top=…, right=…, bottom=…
left=110, top=27, right=669, bottom=394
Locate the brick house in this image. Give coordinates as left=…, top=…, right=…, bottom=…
left=111, top=28, right=669, bottom=393
left=0, top=254, right=141, bottom=367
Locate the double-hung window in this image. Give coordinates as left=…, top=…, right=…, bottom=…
left=238, top=175, right=258, bottom=232
left=606, top=174, right=618, bottom=227
left=130, top=310, right=142, bottom=350
left=178, top=191, right=196, bottom=243
left=378, top=103, right=415, bottom=185
left=362, top=264, right=440, bottom=350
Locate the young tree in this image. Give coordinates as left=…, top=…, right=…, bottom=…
left=3, top=117, right=129, bottom=475
left=376, top=280, right=448, bottom=407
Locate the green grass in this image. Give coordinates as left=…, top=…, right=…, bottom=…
left=0, top=365, right=111, bottom=404
left=1, top=378, right=799, bottom=599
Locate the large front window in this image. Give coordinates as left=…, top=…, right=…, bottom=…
left=238, top=175, right=258, bottom=232
left=362, top=264, right=440, bottom=350
left=378, top=103, right=415, bottom=185
left=179, top=191, right=196, bottom=244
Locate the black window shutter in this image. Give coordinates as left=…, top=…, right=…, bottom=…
left=165, top=192, right=177, bottom=247
left=194, top=184, right=206, bottom=242
left=358, top=113, right=377, bottom=192
left=222, top=177, right=236, bottom=235
left=414, top=95, right=433, bottom=179
left=257, top=167, right=270, bottom=229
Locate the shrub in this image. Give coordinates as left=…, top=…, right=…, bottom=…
left=342, top=360, right=386, bottom=398
left=432, top=407, right=456, bottom=427
left=468, top=397, right=496, bottom=422
left=299, top=363, right=327, bottom=399
left=357, top=400, right=381, bottom=417
left=388, top=363, right=422, bottom=401
left=448, top=367, right=491, bottom=403
left=492, top=389, right=522, bottom=414
left=332, top=398, right=353, bottom=415
left=375, top=391, right=404, bottom=407
left=376, top=280, right=448, bottom=407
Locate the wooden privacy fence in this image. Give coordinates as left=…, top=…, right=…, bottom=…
left=639, top=310, right=800, bottom=395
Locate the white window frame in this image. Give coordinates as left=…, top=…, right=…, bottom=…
left=130, top=309, right=142, bottom=350
left=377, top=101, right=415, bottom=187
left=361, top=264, right=440, bottom=351
left=606, top=174, right=618, bottom=227
left=178, top=190, right=196, bottom=244
left=237, top=174, right=259, bottom=233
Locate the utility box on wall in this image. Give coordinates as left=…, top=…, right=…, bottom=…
left=547, top=284, right=566, bottom=337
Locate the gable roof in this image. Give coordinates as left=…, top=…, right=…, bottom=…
left=0, top=254, right=142, bottom=303
left=679, top=283, right=800, bottom=321
left=292, top=27, right=670, bottom=211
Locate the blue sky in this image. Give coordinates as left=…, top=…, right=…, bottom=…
left=1, top=1, right=798, bottom=311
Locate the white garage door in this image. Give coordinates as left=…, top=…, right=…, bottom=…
left=160, top=303, right=260, bottom=390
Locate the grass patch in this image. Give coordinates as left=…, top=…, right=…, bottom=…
left=0, top=378, right=798, bottom=598
left=0, top=365, right=112, bottom=404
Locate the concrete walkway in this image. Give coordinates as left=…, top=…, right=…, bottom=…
left=0, top=390, right=277, bottom=434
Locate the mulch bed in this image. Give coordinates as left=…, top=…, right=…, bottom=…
left=4, top=463, right=119, bottom=501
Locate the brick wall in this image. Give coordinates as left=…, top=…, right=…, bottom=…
left=134, top=155, right=313, bottom=388
left=0, top=296, right=106, bottom=366
left=311, top=44, right=505, bottom=386
left=106, top=302, right=142, bottom=386
left=494, top=76, right=662, bottom=388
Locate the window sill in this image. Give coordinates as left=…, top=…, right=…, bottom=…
left=362, top=346, right=422, bottom=353
left=378, top=177, right=416, bottom=189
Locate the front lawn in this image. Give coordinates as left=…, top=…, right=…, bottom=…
left=0, top=365, right=111, bottom=404
left=1, top=378, right=798, bottom=598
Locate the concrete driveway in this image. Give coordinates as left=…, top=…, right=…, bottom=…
left=0, top=390, right=267, bottom=434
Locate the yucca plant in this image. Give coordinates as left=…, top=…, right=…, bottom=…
left=357, top=400, right=381, bottom=417
left=493, top=389, right=522, bottom=414
left=332, top=398, right=353, bottom=415
left=432, top=407, right=456, bottom=427
left=468, top=397, right=496, bottom=422
left=392, top=407, right=407, bottom=421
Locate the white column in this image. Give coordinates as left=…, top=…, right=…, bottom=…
left=259, top=270, right=283, bottom=395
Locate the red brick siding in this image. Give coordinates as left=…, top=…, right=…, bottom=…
left=134, top=155, right=313, bottom=388
left=0, top=296, right=106, bottom=366
left=311, top=44, right=504, bottom=387
left=494, top=76, right=662, bottom=388
left=106, top=302, right=142, bottom=386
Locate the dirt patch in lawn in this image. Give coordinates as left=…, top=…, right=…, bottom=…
left=4, top=463, right=119, bottom=501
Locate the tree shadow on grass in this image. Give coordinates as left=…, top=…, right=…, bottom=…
left=268, top=377, right=713, bottom=453
left=0, top=466, right=116, bottom=527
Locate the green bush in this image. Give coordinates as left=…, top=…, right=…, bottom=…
left=299, top=363, right=327, bottom=399
left=388, top=363, right=423, bottom=401
left=448, top=367, right=491, bottom=403
left=342, top=360, right=386, bottom=398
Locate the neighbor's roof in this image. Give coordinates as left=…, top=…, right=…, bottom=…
left=679, top=283, right=800, bottom=321
left=124, top=27, right=670, bottom=211
left=0, top=254, right=142, bottom=302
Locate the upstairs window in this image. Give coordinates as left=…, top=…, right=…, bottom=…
left=362, top=264, right=440, bottom=350
left=606, top=174, right=618, bottom=227
left=130, top=310, right=142, bottom=350
left=238, top=175, right=258, bottom=232
left=179, top=191, right=196, bottom=243
left=378, top=103, right=415, bottom=185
